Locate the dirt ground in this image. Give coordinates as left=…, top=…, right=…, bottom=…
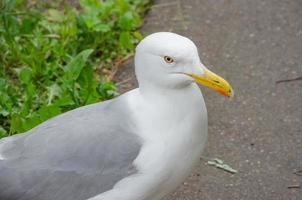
left=113, top=0, right=302, bottom=199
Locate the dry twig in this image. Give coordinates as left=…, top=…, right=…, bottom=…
left=276, top=76, right=302, bottom=84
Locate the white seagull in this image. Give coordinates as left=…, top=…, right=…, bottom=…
left=0, top=32, right=233, bottom=200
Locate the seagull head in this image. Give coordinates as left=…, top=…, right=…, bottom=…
left=135, top=32, right=233, bottom=97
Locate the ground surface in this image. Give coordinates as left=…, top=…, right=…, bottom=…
left=114, top=0, right=302, bottom=199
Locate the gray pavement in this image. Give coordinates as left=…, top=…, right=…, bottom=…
left=114, top=0, right=302, bottom=199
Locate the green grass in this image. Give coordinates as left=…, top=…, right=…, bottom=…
left=0, top=0, right=152, bottom=138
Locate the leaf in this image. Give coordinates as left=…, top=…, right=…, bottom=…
left=0, top=91, right=13, bottom=112
left=119, top=32, right=134, bottom=49
left=19, top=14, right=40, bottom=34
left=47, top=83, right=61, bottom=105
left=47, top=9, right=64, bottom=22
left=94, top=23, right=110, bottom=33
left=0, top=108, right=9, bottom=117
left=38, top=105, right=61, bottom=121
left=78, top=65, right=100, bottom=104
left=23, top=115, right=41, bottom=131
left=79, top=0, right=101, bottom=11
left=133, top=31, right=143, bottom=40
left=98, top=82, right=118, bottom=100
left=19, top=68, right=32, bottom=85
left=116, top=0, right=128, bottom=12
left=0, top=78, right=6, bottom=88
left=80, top=13, right=98, bottom=29
left=118, top=11, right=134, bottom=30
left=63, top=49, right=94, bottom=86
left=25, top=83, right=36, bottom=100
left=78, top=66, right=93, bottom=100
left=53, top=94, right=75, bottom=107
left=10, top=114, right=25, bottom=134
left=207, top=158, right=238, bottom=174
left=0, top=126, right=8, bottom=139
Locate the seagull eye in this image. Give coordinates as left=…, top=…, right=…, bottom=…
left=164, top=56, right=174, bottom=64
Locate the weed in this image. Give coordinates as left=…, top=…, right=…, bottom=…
left=0, top=0, right=151, bottom=137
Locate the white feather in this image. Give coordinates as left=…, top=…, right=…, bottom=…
left=89, top=32, right=208, bottom=200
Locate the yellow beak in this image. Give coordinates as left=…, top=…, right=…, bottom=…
left=187, top=67, right=234, bottom=97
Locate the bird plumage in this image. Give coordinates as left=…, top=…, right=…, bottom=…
left=0, top=97, right=141, bottom=200
left=0, top=32, right=233, bottom=200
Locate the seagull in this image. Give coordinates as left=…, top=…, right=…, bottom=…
left=0, top=32, right=233, bottom=200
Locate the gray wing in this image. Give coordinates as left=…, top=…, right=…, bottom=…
left=0, top=97, right=142, bottom=200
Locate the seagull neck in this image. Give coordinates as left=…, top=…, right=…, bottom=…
left=138, top=83, right=202, bottom=105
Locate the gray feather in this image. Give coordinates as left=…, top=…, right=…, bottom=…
left=0, top=97, right=142, bottom=200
